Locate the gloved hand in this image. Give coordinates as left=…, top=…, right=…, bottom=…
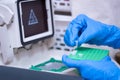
left=64, top=14, right=120, bottom=48
left=62, top=55, right=120, bottom=80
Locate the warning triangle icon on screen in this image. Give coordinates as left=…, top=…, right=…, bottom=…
left=28, top=9, right=38, bottom=25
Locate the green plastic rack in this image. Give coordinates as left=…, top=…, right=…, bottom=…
left=30, top=58, right=69, bottom=72
left=69, top=47, right=109, bottom=61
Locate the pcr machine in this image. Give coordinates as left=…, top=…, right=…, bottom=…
left=0, top=0, right=84, bottom=79
left=0, top=0, right=54, bottom=64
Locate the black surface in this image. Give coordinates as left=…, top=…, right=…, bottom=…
left=0, top=66, right=82, bottom=80
left=54, top=11, right=72, bottom=16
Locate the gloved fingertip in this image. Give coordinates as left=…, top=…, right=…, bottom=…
left=62, top=54, right=81, bottom=68
left=102, top=56, right=111, bottom=61
left=76, top=14, right=88, bottom=21
left=64, top=32, right=76, bottom=47
left=78, top=29, right=93, bottom=45
left=62, top=55, right=69, bottom=64
left=78, top=42, right=82, bottom=47
left=78, top=38, right=84, bottom=46
left=62, top=55, right=74, bottom=67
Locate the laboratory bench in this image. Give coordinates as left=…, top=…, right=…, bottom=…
left=0, top=46, right=83, bottom=80
left=0, top=44, right=119, bottom=80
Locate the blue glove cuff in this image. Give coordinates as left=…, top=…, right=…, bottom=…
left=102, top=25, right=120, bottom=49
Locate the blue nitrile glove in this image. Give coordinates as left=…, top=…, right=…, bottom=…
left=62, top=55, right=120, bottom=80
left=64, top=14, right=120, bottom=48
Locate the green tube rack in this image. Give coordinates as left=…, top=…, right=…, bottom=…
left=30, top=58, right=69, bottom=72
left=69, top=47, right=109, bottom=61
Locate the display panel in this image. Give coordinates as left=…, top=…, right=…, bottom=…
left=17, top=0, right=54, bottom=45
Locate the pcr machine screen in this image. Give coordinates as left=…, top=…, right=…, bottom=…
left=21, top=0, right=48, bottom=37
left=18, top=0, right=53, bottom=45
